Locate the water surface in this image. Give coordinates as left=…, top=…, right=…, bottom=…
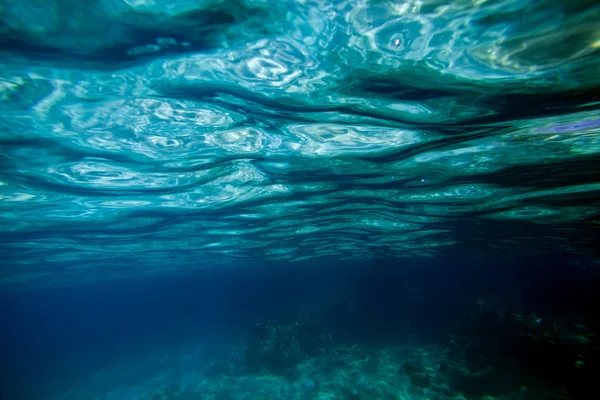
left=2, top=0, right=600, bottom=289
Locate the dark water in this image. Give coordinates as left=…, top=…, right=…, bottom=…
left=1, top=0, right=600, bottom=399
left=2, top=258, right=600, bottom=399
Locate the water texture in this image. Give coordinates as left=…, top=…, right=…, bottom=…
left=1, top=0, right=600, bottom=289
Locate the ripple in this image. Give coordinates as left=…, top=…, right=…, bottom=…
left=48, top=160, right=216, bottom=191
left=1, top=0, right=600, bottom=288
left=284, top=124, right=427, bottom=156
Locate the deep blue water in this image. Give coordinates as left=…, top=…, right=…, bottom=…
left=1, top=0, right=600, bottom=399
left=1, top=258, right=599, bottom=399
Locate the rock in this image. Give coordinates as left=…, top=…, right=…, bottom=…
left=431, top=382, right=458, bottom=397
left=245, top=309, right=329, bottom=374
left=204, top=360, right=232, bottom=377
left=409, top=372, right=431, bottom=389
left=402, top=360, right=426, bottom=375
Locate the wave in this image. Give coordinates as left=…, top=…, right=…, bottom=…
left=1, top=0, right=600, bottom=288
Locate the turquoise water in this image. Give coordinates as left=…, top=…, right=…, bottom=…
left=1, top=1, right=600, bottom=400
left=1, top=0, right=599, bottom=289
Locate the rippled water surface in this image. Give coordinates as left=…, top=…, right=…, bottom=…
left=1, top=0, right=600, bottom=289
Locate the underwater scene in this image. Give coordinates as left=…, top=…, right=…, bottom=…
left=1, top=0, right=600, bottom=399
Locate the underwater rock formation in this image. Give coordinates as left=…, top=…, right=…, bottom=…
left=245, top=309, right=330, bottom=374
left=203, top=360, right=233, bottom=378
left=439, top=297, right=599, bottom=400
